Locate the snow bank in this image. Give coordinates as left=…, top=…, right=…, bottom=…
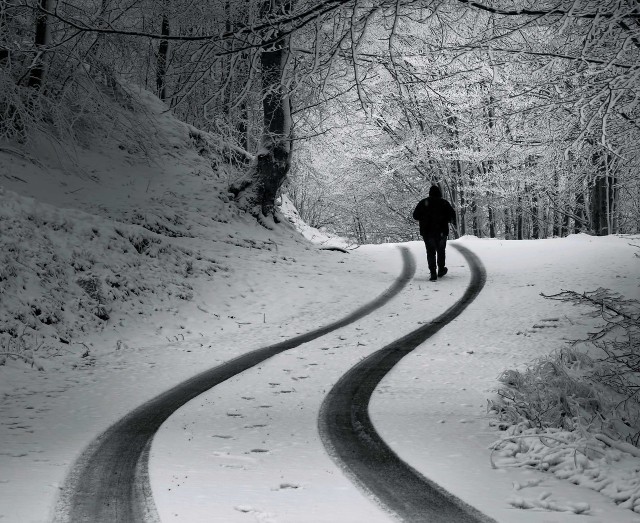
left=0, top=186, right=225, bottom=369
left=492, top=425, right=640, bottom=513
left=279, top=193, right=352, bottom=249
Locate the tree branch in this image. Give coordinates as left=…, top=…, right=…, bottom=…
left=457, top=0, right=640, bottom=19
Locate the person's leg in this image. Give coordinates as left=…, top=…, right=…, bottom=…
left=436, top=236, right=447, bottom=276
left=423, top=236, right=437, bottom=278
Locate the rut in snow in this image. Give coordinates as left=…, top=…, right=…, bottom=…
left=53, top=246, right=415, bottom=523
left=318, top=243, right=497, bottom=523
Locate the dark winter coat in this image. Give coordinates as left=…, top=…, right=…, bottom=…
left=413, top=192, right=456, bottom=238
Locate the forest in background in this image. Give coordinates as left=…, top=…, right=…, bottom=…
left=1, top=0, right=639, bottom=242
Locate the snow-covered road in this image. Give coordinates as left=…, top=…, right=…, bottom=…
left=54, top=247, right=419, bottom=522
left=149, top=237, right=640, bottom=523
left=318, top=244, right=492, bottom=523
left=2, top=236, right=640, bottom=523
left=54, top=243, right=495, bottom=523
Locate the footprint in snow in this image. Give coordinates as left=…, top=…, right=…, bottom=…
left=272, top=482, right=300, bottom=491
left=233, top=507, right=276, bottom=523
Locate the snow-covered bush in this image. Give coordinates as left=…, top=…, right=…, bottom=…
left=491, top=288, right=640, bottom=444
left=490, top=347, right=612, bottom=433
left=490, top=288, right=640, bottom=513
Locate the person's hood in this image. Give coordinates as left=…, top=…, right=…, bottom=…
left=428, top=185, right=442, bottom=198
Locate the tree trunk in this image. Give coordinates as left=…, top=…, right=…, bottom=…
left=0, top=1, right=18, bottom=63
left=156, top=12, right=170, bottom=101
left=504, top=208, right=511, bottom=239
left=488, top=205, right=496, bottom=238
left=471, top=200, right=480, bottom=236
left=574, top=190, right=585, bottom=234
left=552, top=172, right=560, bottom=237
left=589, top=150, right=618, bottom=236
left=448, top=183, right=460, bottom=239
left=255, top=0, right=293, bottom=217
left=553, top=196, right=561, bottom=237
left=459, top=177, right=467, bottom=236
left=28, top=0, right=52, bottom=88
left=516, top=195, right=523, bottom=240
left=590, top=174, right=616, bottom=236
left=469, top=166, right=479, bottom=236
left=562, top=201, right=570, bottom=236
left=531, top=192, right=539, bottom=239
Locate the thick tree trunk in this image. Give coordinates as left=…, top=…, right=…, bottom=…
left=488, top=205, right=496, bottom=238
left=590, top=174, right=617, bottom=236
left=28, top=0, right=52, bottom=88
left=156, top=13, right=170, bottom=101
left=471, top=200, right=480, bottom=237
left=255, top=0, right=293, bottom=217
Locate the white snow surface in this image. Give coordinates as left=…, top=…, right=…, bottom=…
left=1, top=88, right=640, bottom=523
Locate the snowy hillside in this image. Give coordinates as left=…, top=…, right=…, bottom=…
left=0, top=87, right=361, bottom=373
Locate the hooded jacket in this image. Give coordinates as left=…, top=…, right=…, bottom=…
left=412, top=186, right=456, bottom=237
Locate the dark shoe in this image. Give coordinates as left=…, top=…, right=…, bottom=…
left=437, top=267, right=448, bottom=278
left=429, top=272, right=437, bottom=282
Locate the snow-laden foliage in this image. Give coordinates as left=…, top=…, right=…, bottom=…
left=491, top=288, right=640, bottom=438
left=491, top=424, right=640, bottom=514
left=490, top=285, right=640, bottom=514
left=490, top=347, right=615, bottom=433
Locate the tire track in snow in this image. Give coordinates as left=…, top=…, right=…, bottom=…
left=54, top=246, right=415, bottom=523
left=318, top=243, right=497, bottom=523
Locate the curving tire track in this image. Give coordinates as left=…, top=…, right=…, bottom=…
left=318, top=243, right=497, bottom=523
left=53, top=246, right=416, bottom=523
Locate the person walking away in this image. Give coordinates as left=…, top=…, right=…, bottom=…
left=412, top=185, right=456, bottom=282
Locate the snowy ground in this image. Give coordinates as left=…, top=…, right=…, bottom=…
left=1, top=88, right=640, bottom=523
left=148, top=235, right=640, bottom=523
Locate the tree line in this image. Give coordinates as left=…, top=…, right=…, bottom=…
left=1, top=1, right=638, bottom=239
